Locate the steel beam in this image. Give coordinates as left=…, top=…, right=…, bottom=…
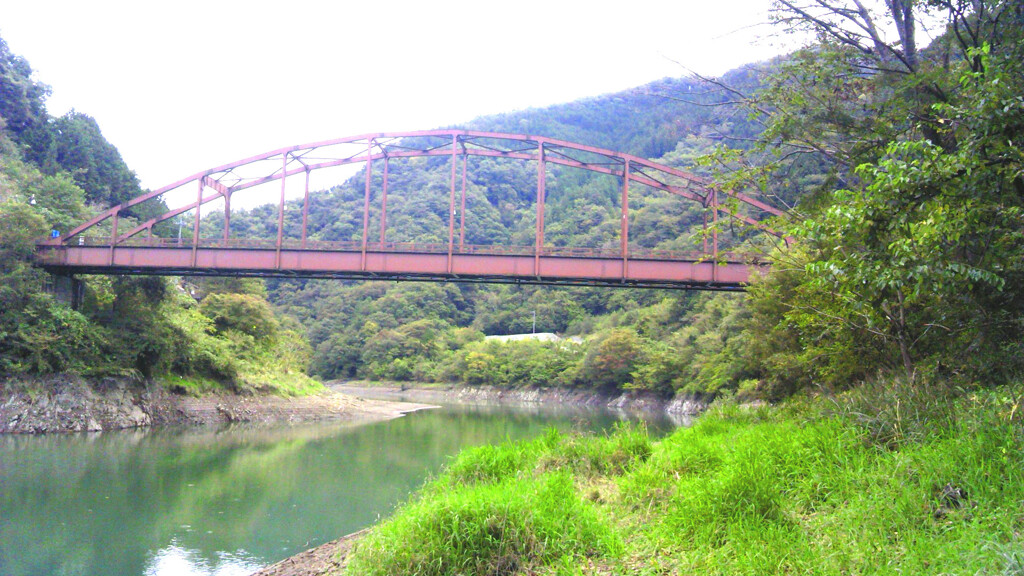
left=38, top=244, right=759, bottom=290
left=447, top=134, right=457, bottom=274
left=276, top=154, right=287, bottom=269
left=712, top=188, right=719, bottom=283
left=361, top=142, right=372, bottom=271
left=191, top=179, right=203, bottom=267
left=109, top=209, right=119, bottom=266
left=54, top=130, right=785, bottom=247
left=535, top=142, right=546, bottom=277
left=380, top=157, right=389, bottom=244
left=621, top=159, right=630, bottom=280
left=459, top=153, right=467, bottom=250
left=223, top=191, right=231, bottom=243
left=301, top=168, right=310, bottom=248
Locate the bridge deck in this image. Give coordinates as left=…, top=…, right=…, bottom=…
left=36, top=240, right=761, bottom=290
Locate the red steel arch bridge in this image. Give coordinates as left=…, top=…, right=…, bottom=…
left=35, top=130, right=786, bottom=290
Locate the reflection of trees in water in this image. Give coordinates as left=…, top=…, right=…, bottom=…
left=1, top=424, right=330, bottom=575
left=343, top=389, right=682, bottom=434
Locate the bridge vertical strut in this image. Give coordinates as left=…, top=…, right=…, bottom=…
left=621, top=159, right=630, bottom=281
left=301, top=168, right=310, bottom=249
left=361, top=141, right=372, bottom=271
left=191, top=179, right=203, bottom=267
left=108, top=208, right=119, bottom=266
left=535, top=142, right=546, bottom=277
left=712, top=188, right=719, bottom=283
left=223, top=190, right=231, bottom=243
left=276, top=155, right=287, bottom=269
left=459, top=153, right=467, bottom=250
left=380, top=157, right=389, bottom=244
left=447, top=134, right=457, bottom=274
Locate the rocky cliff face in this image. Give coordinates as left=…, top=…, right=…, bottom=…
left=1, top=375, right=423, bottom=434
left=1, top=376, right=162, bottom=433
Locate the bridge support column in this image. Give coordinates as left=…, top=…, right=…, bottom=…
left=712, top=188, right=719, bottom=283
left=276, top=155, right=288, bottom=269
left=621, top=160, right=630, bottom=281
left=535, top=143, right=546, bottom=277
left=380, top=157, right=389, bottom=244
left=223, top=191, right=231, bottom=243
left=459, top=153, right=467, bottom=250
left=447, top=134, right=457, bottom=274
left=47, top=274, right=85, bottom=310
left=301, top=168, right=310, bottom=249
left=192, top=179, right=203, bottom=267
left=108, top=209, right=119, bottom=266
left=362, top=142, right=373, bottom=271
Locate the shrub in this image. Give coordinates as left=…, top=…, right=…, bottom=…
left=579, top=329, right=643, bottom=391
left=198, top=293, right=278, bottom=341
left=345, top=472, right=620, bottom=576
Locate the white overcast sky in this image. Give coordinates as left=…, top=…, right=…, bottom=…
left=1, top=0, right=796, bottom=202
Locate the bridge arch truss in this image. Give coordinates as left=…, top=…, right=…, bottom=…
left=38, top=130, right=786, bottom=289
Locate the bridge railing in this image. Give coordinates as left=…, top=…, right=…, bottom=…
left=45, top=236, right=765, bottom=264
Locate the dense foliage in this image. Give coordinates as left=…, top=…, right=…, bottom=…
left=209, top=72, right=775, bottom=395
left=715, top=0, right=1024, bottom=392
left=0, top=35, right=316, bottom=394
left=308, top=0, right=1023, bottom=399
left=216, top=0, right=1023, bottom=398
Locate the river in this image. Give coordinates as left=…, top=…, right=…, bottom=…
left=0, top=400, right=678, bottom=576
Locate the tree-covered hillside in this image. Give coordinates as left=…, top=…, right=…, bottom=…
left=222, top=0, right=1024, bottom=399
left=3, top=26, right=774, bottom=397
left=722, top=0, right=1024, bottom=394
left=0, top=35, right=317, bottom=394
left=210, top=70, right=781, bottom=393
left=4, top=0, right=1021, bottom=403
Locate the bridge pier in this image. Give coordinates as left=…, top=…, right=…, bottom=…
left=46, top=273, right=85, bottom=310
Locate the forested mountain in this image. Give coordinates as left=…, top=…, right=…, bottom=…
left=223, top=0, right=1024, bottom=398
left=3, top=0, right=1021, bottom=403
left=2, top=27, right=771, bottom=397
left=212, top=70, right=781, bottom=392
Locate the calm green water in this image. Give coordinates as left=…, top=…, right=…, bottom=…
left=0, top=402, right=675, bottom=576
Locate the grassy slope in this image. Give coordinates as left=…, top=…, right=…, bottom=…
left=342, top=383, right=1024, bottom=575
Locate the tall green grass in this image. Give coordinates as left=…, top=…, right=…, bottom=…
left=343, top=384, right=1024, bottom=575
left=344, top=471, right=622, bottom=576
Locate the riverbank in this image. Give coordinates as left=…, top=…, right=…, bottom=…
left=330, top=380, right=711, bottom=419
left=240, top=381, right=705, bottom=576
left=0, top=375, right=434, bottom=434
left=250, top=530, right=367, bottom=576
left=334, top=383, right=1024, bottom=575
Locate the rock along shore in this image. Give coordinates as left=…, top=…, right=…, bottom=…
left=249, top=529, right=368, bottom=576
left=329, top=380, right=710, bottom=419
left=0, top=375, right=434, bottom=434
